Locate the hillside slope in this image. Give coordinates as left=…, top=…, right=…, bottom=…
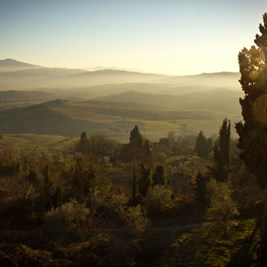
left=0, top=93, right=241, bottom=139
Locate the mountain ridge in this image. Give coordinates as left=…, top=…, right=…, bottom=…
left=0, top=58, right=40, bottom=68
left=0, top=58, right=239, bottom=77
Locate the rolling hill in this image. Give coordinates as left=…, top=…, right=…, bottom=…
left=0, top=90, right=57, bottom=109
left=0, top=90, right=242, bottom=140
left=0, top=58, right=40, bottom=71
left=0, top=59, right=243, bottom=140
left=95, top=89, right=242, bottom=113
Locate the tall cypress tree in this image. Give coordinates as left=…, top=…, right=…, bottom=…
left=138, top=163, right=151, bottom=197
left=152, top=165, right=166, bottom=186
left=236, top=13, right=267, bottom=266
left=212, top=119, right=231, bottom=182
left=195, top=131, right=213, bottom=159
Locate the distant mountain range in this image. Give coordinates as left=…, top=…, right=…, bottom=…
left=0, top=58, right=39, bottom=69
left=0, top=58, right=239, bottom=93
left=0, top=58, right=166, bottom=90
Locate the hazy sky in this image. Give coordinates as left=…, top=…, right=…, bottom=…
left=1, top=0, right=267, bottom=75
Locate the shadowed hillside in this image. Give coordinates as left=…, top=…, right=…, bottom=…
left=95, top=89, right=242, bottom=113
left=0, top=93, right=241, bottom=139
left=0, top=90, right=57, bottom=109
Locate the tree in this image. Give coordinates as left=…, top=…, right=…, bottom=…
left=129, top=125, right=143, bottom=203
left=152, top=165, right=166, bottom=186
left=80, top=131, right=87, bottom=145
left=212, top=119, right=231, bottom=182
left=207, top=179, right=239, bottom=236
left=236, top=13, right=267, bottom=266
left=42, top=165, right=54, bottom=210
left=120, top=125, right=146, bottom=204
left=44, top=199, right=89, bottom=238
left=195, top=131, right=213, bottom=159
left=195, top=172, right=209, bottom=205
left=143, top=139, right=152, bottom=166
left=71, top=155, right=97, bottom=202
left=130, top=125, right=143, bottom=149
left=138, top=164, right=151, bottom=197
left=144, top=185, right=174, bottom=216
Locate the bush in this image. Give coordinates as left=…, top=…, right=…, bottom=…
left=103, top=193, right=128, bottom=219
left=207, top=179, right=239, bottom=235
left=0, top=244, right=56, bottom=267
left=144, top=185, right=175, bottom=216
left=44, top=199, right=89, bottom=239
left=125, top=205, right=148, bottom=237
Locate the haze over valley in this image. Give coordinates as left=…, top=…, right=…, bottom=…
left=0, top=58, right=242, bottom=140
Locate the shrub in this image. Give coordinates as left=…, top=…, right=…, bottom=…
left=44, top=199, right=89, bottom=239
left=207, top=179, right=239, bottom=235
left=103, top=192, right=128, bottom=218
left=125, top=205, right=148, bottom=237
left=144, top=185, right=175, bottom=216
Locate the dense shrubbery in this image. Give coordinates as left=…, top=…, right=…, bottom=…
left=0, top=121, right=263, bottom=266
left=125, top=205, right=149, bottom=237
left=44, top=200, right=89, bottom=239
left=144, top=185, right=177, bottom=216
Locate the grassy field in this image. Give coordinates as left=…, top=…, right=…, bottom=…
left=0, top=95, right=241, bottom=142
left=0, top=133, right=78, bottom=151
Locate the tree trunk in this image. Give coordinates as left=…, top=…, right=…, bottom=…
left=259, top=190, right=267, bottom=267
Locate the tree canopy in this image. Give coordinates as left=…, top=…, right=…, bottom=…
left=236, top=13, right=267, bottom=188
left=236, top=13, right=267, bottom=266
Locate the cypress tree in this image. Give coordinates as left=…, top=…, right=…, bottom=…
left=195, top=131, right=213, bottom=159
left=236, top=13, right=267, bottom=266
left=212, top=119, right=231, bottom=182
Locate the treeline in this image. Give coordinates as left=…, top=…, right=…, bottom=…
left=0, top=118, right=262, bottom=266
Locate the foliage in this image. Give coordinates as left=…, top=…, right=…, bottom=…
left=130, top=125, right=143, bottom=148
left=195, top=131, right=213, bottom=159
left=75, top=133, right=119, bottom=159
left=236, top=14, right=267, bottom=265
left=44, top=199, right=89, bottom=239
left=230, top=162, right=263, bottom=211
left=144, top=185, right=175, bottom=216
left=152, top=165, right=166, bottom=186
left=42, top=164, right=54, bottom=210
left=195, top=172, right=209, bottom=204
left=90, top=189, right=128, bottom=219
left=170, top=219, right=260, bottom=267
left=71, top=155, right=97, bottom=202
left=125, top=205, right=149, bottom=237
left=236, top=16, right=267, bottom=189
left=0, top=244, right=55, bottom=267
left=138, top=164, right=151, bottom=197
left=0, top=122, right=264, bottom=266
left=211, top=118, right=231, bottom=182
left=0, top=145, right=20, bottom=176
left=120, top=125, right=146, bottom=203
left=159, top=133, right=196, bottom=156
left=207, top=179, right=239, bottom=235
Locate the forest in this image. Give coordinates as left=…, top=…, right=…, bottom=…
left=0, top=117, right=264, bottom=266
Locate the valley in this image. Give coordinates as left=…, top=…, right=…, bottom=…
left=0, top=59, right=242, bottom=141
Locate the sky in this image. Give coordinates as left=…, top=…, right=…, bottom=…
left=1, top=0, right=267, bottom=75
